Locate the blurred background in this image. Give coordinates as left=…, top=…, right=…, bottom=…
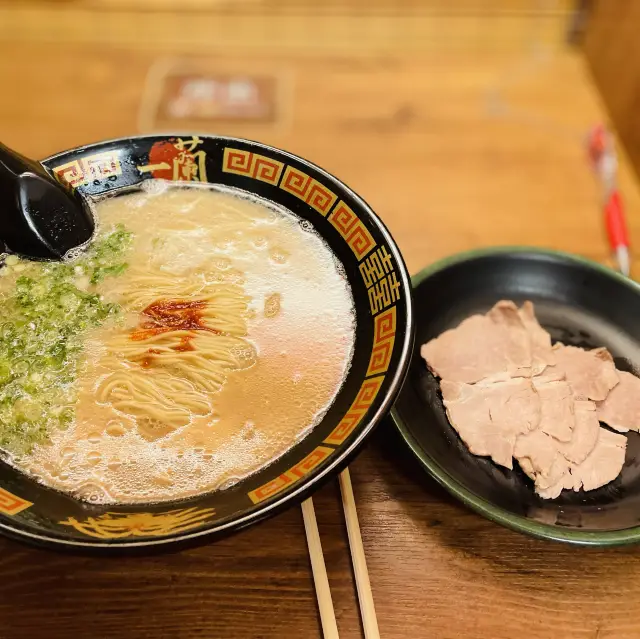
left=0, top=0, right=637, bottom=274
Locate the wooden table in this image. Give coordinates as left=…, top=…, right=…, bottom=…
left=1, top=4, right=640, bottom=638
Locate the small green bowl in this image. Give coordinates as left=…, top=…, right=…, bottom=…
left=392, top=247, right=640, bottom=546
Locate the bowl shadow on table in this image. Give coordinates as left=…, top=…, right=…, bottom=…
left=368, top=418, right=640, bottom=570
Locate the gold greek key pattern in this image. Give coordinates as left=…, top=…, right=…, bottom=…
left=327, top=201, right=376, bottom=260
left=367, top=306, right=396, bottom=377
left=279, top=166, right=338, bottom=216
left=324, top=376, right=384, bottom=446
left=0, top=487, right=32, bottom=516
left=60, top=507, right=216, bottom=539
left=53, top=151, right=122, bottom=188
left=222, top=147, right=284, bottom=185
left=248, top=445, right=334, bottom=504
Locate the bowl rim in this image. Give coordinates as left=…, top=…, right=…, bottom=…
left=0, top=133, right=415, bottom=549
left=392, top=246, right=640, bottom=546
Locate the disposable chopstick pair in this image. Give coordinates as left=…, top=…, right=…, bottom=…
left=301, top=468, right=381, bottom=639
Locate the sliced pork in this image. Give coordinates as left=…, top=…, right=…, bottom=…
left=514, top=430, right=570, bottom=499
left=548, top=344, right=619, bottom=401
left=554, top=400, right=600, bottom=464
left=532, top=377, right=574, bottom=442
left=441, top=378, right=540, bottom=469
left=516, top=426, right=625, bottom=498
left=421, top=308, right=531, bottom=384
left=567, top=428, right=626, bottom=492
left=422, top=300, right=637, bottom=500
left=518, top=301, right=555, bottom=375
left=543, top=427, right=627, bottom=495
left=596, top=371, right=640, bottom=433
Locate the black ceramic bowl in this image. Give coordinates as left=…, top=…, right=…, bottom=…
left=0, top=135, right=413, bottom=550
left=392, top=247, right=640, bottom=546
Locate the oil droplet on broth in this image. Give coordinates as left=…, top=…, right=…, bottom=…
left=152, top=472, right=174, bottom=487
left=264, top=293, right=281, bottom=318
left=269, top=247, right=289, bottom=264
left=15, top=182, right=356, bottom=504
left=105, top=421, right=127, bottom=437
left=107, top=458, right=122, bottom=471
left=76, top=482, right=110, bottom=503
left=253, top=235, right=268, bottom=249
left=86, top=451, right=102, bottom=465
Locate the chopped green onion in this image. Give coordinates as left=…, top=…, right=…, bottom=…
left=0, top=225, right=133, bottom=454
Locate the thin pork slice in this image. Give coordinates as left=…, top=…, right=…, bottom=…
left=518, top=301, right=555, bottom=375
left=536, top=464, right=575, bottom=500
left=483, top=377, right=541, bottom=434
left=566, top=428, right=627, bottom=492
left=441, top=380, right=513, bottom=468
left=421, top=301, right=532, bottom=384
left=514, top=430, right=571, bottom=499
left=531, top=377, right=575, bottom=442
left=555, top=400, right=600, bottom=464
left=596, top=371, right=640, bottom=433
left=441, top=378, right=540, bottom=469
left=486, top=301, right=533, bottom=378
left=547, top=344, right=619, bottom=401
left=541, top=429, right=626, bottom=496
left=516, top=409, right=626, bottom=499
left=534, top=367, right=566, bottom=383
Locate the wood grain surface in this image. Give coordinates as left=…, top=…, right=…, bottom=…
left=0, top=3, right=640, bottom=638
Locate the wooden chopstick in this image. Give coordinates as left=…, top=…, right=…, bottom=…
left=301, top=497, right=340, bottom=639
left=338, top=468, right=380, bottom=639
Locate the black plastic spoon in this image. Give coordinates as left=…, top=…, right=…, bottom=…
left=0, top=142, right=94, bottom=260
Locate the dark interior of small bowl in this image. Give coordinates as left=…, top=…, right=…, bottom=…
left=392, top=248, right=640, bottom=544
left=0, top=135, right=413, bottom=550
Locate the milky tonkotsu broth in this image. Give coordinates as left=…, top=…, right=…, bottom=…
left=13, top=182, right=356, bottom=503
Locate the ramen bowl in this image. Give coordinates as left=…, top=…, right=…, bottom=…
left=392, top=248, right=640, bottom=546
left=0, top=135, right=413, bottom=550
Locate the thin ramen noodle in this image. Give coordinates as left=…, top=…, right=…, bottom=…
left=0, top=182, right=356, bottom=504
